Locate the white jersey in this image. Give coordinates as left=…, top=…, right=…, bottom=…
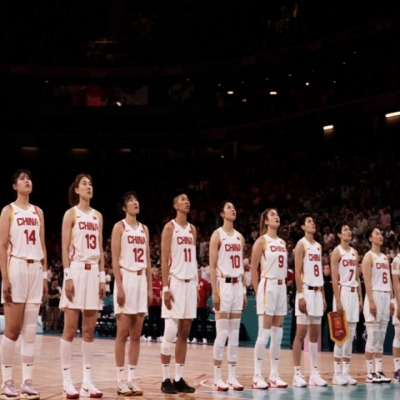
left=69, top=206, right=101, bottom=264
left=8, top=203, right=44, bottom=261
left=119, top=220, right=147, bottom=271
left=216, top=227, right=244, bottom=278
left=366, top=250, right=390, bottom=291
left=392, top=254, right=400, bottom=278
left=299, top=237, right=323, bottom=287
left=337, top=245, right=358, bottom=287
left=168, top=220, right=197, bottom=280
left=260, top=235, right=287, bottom=280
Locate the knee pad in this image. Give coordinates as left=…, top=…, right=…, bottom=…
left=258, top=329, right=271, bottom=347
left=227, top=319, right=241, bottom=362
left=161, top=319, right=177, bottom=356
left=334, top=344, right=342, bottom=359
left=21, top=304, right=40, bottom=344
left=365, top=324, right=380, bottom=353
left=21, top=324, right=36, bottom=344
left=213, top=319, right=229, bottom=361
left=394, top=326, right=400, bottom=348
left=342, top=323, right=356, bottom=358
left=375, top=321, right=388, bottom=353
left=270, top=327, right=283, bottom=346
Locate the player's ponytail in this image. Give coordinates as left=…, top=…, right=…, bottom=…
left=68, top=173, right=92, bottom=207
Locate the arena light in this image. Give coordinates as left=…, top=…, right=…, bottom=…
left=242, top=99, right=247, bottom=102
left=227, top=91, right=234, bottom=95
left=21, top=147, right=39, bottom=151
left=270, top=91, right=277, bottom=95
left=323, top=125, right=334, bottom=131
left=385, top=111, right=400, bottom=119
left=120, top=149, right=131, bottom=153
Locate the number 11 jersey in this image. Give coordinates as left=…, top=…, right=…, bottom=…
left=70, top=206, right=100, bottom=263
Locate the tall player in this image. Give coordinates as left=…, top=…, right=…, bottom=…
left=59, top=174, right=106, bottom=399
left=362, top=228, right=392, bottom=383
left=391, top=249, right=400, bottom=381
left=209, top=201, right=247, bottom=391
left=292, top=214, right=328, bottom=387
left=0, top=169, right=48, bottom=400
left=160, top=190, right=197, bottom=394
left=330, top=221, right=363, bottom=385
left=111, top=191, right=152, bottom=396
left=250, top=208, right=288, bottom=389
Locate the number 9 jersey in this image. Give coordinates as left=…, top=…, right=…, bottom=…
left=69, top=206, right=100, bottom=263
left=8, top=203, right=44, bottom=261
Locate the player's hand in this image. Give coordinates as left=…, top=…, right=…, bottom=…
left=212, top=292, right=220, bottom=312
left=42, top=278, right=48, bottom=302
left=164, top=291, right=174, bottom=310
left=243, top=294, right=248, bottom=310
left=2, top=280, right=12, bottom=304
left=336, top=299, right=343, bottom=317
left=390, top=302, right=395, bottom=317
left=298, top=298, right=308, bottom=315
left=65, top=279, right=75, bottom=302
left=369, top=299, right=377, bottom=318
left=147, top=291, right=153, bottom=307
left=117, top=286, right=125, bottom=307
left=99, top=282, right=106, bottom=300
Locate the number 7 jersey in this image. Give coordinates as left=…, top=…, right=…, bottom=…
left=8, top=203, right=44, bottom=260
left=69, top=206, right=101, bottom=263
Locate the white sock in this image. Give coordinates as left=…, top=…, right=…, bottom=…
left=82, top=341, right=94, bottom=383
left=334, top=361, right=341, bottom=374
left=309, top=342, right=318, bottom=374
left=342, top=361, right=350, bottom=374
left=366, top=360, right=374, bottom=373
left=214, top=365, right=222, bottom=381
left=128, top=365, right=136, bottom=381
left=116, top=367, right=125, bottom=382
left=174, top=364, right=184, bottom=382
left=1, top=336, right=16, bottom=382
left=375, top=358, right=382, bottom=372
left=162, top=364, right=170, bottom=382
left=294, top=366, right=301, bottom=375
left=60, top=339, right=72, bottom=381
left=22, top=363, right=34, bottom=381
left=228, top=364, right=236, bottom=381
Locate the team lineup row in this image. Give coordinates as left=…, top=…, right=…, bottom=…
left=0, top=169, right=398, bottom=399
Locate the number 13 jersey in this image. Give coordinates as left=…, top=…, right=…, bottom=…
left=70, top=206, right=100, bottom=263
left=8, top=203, right=44, bottom=261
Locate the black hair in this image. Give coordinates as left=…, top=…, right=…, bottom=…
left=12, top=169, right=32, bottom=185
left=171, top=189, right=186, bottom=205
left=118, top=190, right=138, bottom=215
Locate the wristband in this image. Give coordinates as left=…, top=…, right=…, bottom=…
left=297, top=293, right=304, bottom=299
left=43, top=271, right=48, bottom=279
left=163, top=286, right=170, bottom=293
left=64, top=268, right=72, bottom=281
left=99, top=271, right=106, bottom=283
left=243, top=287, right=247, bottom=294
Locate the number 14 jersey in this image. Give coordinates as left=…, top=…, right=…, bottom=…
left=70, top=206, right=100, bottom=263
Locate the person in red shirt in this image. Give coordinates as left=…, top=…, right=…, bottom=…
left=147, top=267, right=164, bottom=341
left=189, top=269, right=211, bottom=344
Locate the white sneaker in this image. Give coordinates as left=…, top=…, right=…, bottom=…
left=309, top=372, right=328, bottom=387
left=268, top=373, right=288, bottom=388
left=213, top=378, right=229, bottom=392
left=252, top=374, right=268, bottom=389
left=80, top=382, right=103, bottom=398
left=332, top=373, right=348, bottom=386
left=140, top=335, right=147, bottom=342
left=342, top=373, right=357, bottom=385
left=63, top=380, right=79, bottom=399
left=191, top=338, right=198, bottom=344
left=292, top=373, right=307, bottom=388
left=227, top=378, right=244, bottom=391
left=117, top=381, right=132, bottom=396
left=20, top=379, right=40, bottom=400
left=127, top=380, right=143, bottom=396
left=157, top=337, right=163, bottom=342
left=202, top=338, right=208, bottom=344
left=366, top=372, right=381, bottom=383
left=1, top=379, right=19, bottom=400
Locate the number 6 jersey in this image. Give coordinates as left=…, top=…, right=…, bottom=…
left=119, top=220, right=147, bottom=271
left=69, top=206, right=100, bottom=263
left=366, top=250, right=390, bottom=291
left=8, top=203, right=44, bottom=261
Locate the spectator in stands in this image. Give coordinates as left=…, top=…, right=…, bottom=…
left=146, top=267, right=163, bottom=342
left=47, top=279, right=61, bottom=330
left=321, top=264, right=334, bottom=351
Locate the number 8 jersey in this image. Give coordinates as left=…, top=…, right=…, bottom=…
left=69, top=206, right=100, bottom=263
left=299, top=237, right=323, bottom=287
left=8, top=203, right=44, bottom=261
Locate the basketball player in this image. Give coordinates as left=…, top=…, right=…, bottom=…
left=362, top=228, right=392, bottom=383
left=0, top=169, right=48, bottom=400
left=111, top=191, right=152, bottom=396
left=59, top=174, right=106, bottom=398
left=292, top=214, right=328, bottom=387
left=250, top=208, right=288, bottom=389
left=209, top=201, right=247, bottom=391
left=160, top=190, right=197, bottom=394
left=330, top=221, right=363, bottom=385
left=391, top=251, right=400, bottom=381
